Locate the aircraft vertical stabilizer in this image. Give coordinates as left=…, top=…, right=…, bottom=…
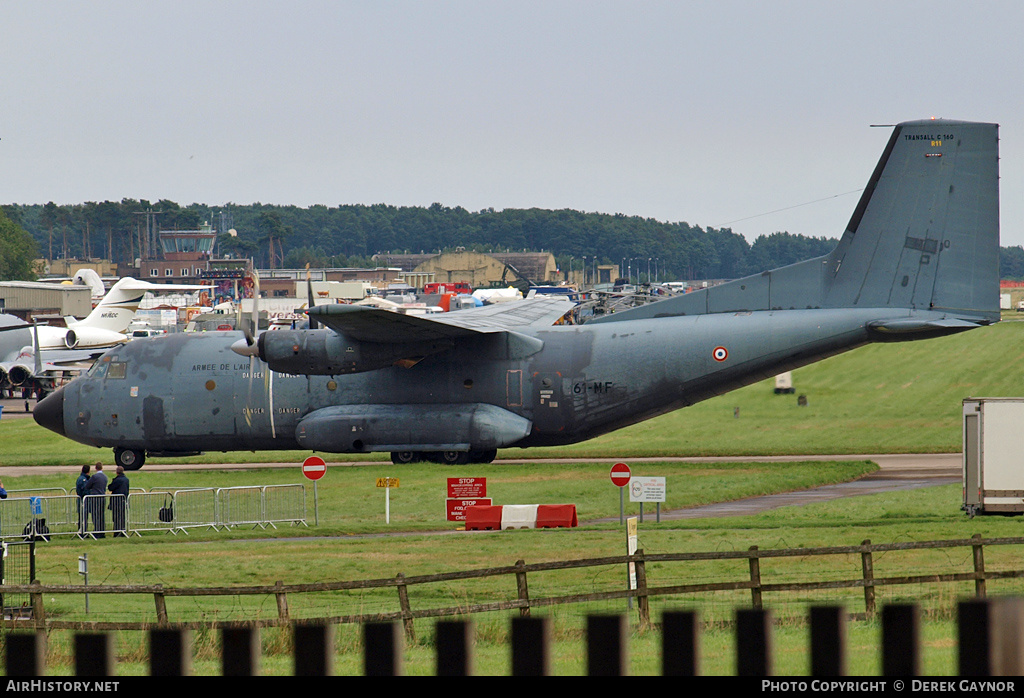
left=822, top=119, right=999, bottom=320
left=591, top=119, right=1000, bottom=325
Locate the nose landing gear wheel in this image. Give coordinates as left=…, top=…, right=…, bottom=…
left=114, top=447, right=146, bottom=471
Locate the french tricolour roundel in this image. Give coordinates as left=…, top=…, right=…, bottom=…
left=712, top=346, right=729, bottom=362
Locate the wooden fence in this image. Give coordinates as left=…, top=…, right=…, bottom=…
left=3, top=534, right=1021, bottom=639
left=5, top=599, right=1024, bottom=675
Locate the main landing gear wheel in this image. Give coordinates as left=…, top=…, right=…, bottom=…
left=469, top=449, right=498, bottom=464
left=114, top=447, right=146, bottom=471
left=390, top=451, right=421, bottom=464
left=439, top=451, right=470, bottom=465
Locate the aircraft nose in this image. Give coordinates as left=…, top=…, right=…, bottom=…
left=33, top=386, right=66, bottom=436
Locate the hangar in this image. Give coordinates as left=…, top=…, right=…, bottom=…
left=372, top=250, right=559, bottom=289
left=0, top=281, right=92, bottom=322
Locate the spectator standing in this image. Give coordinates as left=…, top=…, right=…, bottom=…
left=85, top=463, right=108, bottom=538
left=107, top=466, right=130, bottom=537
left=75, top=464, right=91, bottom=533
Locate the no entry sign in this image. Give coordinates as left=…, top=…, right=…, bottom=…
left=610, top=462, right=631, bottom=487
left=302, top=456, right=327, bottom=481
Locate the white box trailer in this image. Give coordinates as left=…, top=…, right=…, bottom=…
left=962, top=398, right=1024, bottom=517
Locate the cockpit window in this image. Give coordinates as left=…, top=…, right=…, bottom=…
left=107, top=362, right=127, bottom=380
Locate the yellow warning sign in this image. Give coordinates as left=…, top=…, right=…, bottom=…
left=376, top=477, right=400, bottom=488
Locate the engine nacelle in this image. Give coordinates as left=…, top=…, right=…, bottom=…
left=295, top=403, right=532, bottom=453
left=258, top=329, right=453, bottom=375
left=64, top=329, right=78, bottom=349
left=7, top=364, right=32, bottom=386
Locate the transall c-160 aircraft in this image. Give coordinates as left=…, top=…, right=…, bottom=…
left=34, top=119, right=1001, bottom=470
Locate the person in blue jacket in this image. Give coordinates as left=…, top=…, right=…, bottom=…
left=107, top=466, right=130, bottom=537
left=0, top=478, right=6, bottom=498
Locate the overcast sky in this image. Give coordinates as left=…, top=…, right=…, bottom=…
left=3, top=1, right=1023, bottom=248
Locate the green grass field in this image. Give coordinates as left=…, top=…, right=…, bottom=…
left=3, top=320, right=1024, bottom=675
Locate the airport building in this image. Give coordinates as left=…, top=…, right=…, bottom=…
left=0, top=281, right=92, bottom=322
left=372, top=250, right=559, bottom=289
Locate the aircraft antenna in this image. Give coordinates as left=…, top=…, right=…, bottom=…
left=718, top=189, right=863, bottom=227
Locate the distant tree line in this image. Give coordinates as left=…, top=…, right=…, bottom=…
left=2, top=199, right=1022, bottom=283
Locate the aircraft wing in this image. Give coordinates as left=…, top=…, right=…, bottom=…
left=1, top=356, right=78, bottom=375
left=308, top=296, right=575, bottom=343
left=0, top=315, right=30, bottom=332
left=33, top=346, right=109, bottom=367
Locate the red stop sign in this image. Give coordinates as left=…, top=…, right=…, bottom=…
left=302, top=456, right=327, bottom=481
left=610, top=462, right=631, bottom=487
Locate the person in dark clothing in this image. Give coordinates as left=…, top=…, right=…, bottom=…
left=75, top=464, right=91, bottom=533
left=107, top=466, right=129, bottom=537
left=84, top=462, right=108, bottom=538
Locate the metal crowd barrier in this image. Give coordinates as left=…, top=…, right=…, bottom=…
left=126, top=491, right=179, bottom=534
left=218, top=486, right=265, bottom=529
left=173, top=488, right=219, bottom=534
left=79, top=494, right=128, bottom=539
left=264, top=484, right=307, bottom=528
left=5, top=488, right=68, bottom=498
left=0, top=485, right=307, bottom=540
left=0, top=495, right=77, bottom=540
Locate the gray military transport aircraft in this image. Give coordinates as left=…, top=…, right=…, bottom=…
left=34, top=119, right=1000, bottom=470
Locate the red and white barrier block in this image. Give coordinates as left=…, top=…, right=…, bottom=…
left=465, top=504, right=578, bottom=531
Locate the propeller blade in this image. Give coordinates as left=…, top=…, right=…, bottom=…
left=306, top=264, right=319, bottom=330
left=245, top=355, right=255, bottom=428
left=251, top=268, right=260, bottom=338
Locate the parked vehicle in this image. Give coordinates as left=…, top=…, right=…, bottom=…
left=423, top=282, right=472, bottom=295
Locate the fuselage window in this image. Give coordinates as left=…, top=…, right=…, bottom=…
left=107, top=362, right=128, bottom=380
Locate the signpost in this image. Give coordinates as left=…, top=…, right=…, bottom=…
left=377, top=477, right=400, bottom=524
left=447, top=477, right=487, bottom=499
left=302, top=456, right=326, bottom=525
left=610, top=463, right=631, bottom=524
left=79, top=553, right=89, bottom=614
left=445, top=497, right=493, bottom=522
left=626, top=516, right=638, bottom=610
left=446, top=478, right=490, bottom=522
left=629, top=476, right=667, bottom=522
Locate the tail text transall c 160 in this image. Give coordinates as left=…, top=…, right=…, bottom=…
left=34, top=120, right=1001, bottom=469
